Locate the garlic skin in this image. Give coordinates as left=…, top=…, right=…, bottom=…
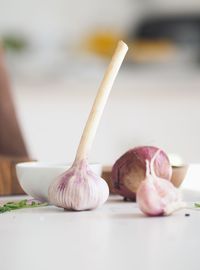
left=136, top=150, right=184, bottom=216
left=48, top=160, right=109, bottom=211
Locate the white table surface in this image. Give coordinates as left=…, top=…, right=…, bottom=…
left=0, top=195, right=199, bottom=270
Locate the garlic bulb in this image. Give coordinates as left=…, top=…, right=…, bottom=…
left=137, top=150, right=185, bottom=216
left=48, top=41, right=128, bottom=211
left=48, top=160, right=109, bottom=211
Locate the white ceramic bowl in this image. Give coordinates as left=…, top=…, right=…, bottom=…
left=16, top=162, right=102, bottom=202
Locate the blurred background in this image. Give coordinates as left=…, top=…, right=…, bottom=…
left=0, top=0, right=200, bottom=165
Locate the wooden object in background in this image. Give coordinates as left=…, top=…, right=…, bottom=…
left=0, top=47, right=29, bottom=195
left=0, top=156, right=30, bottom=195
left=102, top=165, right=188, bottom=195
left=102, top=166, right=114, bottom=193
left=171, top=165, right=188, bottom=187
left=0, top=47, right=28, bottom=157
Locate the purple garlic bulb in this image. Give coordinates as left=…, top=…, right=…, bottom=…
left=48, top=160, right=109, bottom=211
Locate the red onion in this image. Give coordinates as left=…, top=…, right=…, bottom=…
left=111, top=146, right=172, bottom=201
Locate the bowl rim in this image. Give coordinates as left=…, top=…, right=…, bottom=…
left=16, top=161, right=102, bottom=169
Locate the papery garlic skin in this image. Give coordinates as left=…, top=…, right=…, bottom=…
left=48, top=160, right=109, bottom=211
left=136, top=151, right=183, bottom=216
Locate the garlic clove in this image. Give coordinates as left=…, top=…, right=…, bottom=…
left=48, top=161, right=109, bottom=211
left=137, top=175, right=181, bottom=216
left=136, top=151, right=184, bottom=216
left=137, top=176, right=165, bottom=216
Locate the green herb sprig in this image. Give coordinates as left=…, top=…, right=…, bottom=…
left=0, top=199, right=48, bottom=213
left=194, top=202, right=200, bottom=208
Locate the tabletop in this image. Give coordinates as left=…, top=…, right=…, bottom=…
left=0, top=194, right=199, bottom=270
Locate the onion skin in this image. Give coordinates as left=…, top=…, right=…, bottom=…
left=111, top=146, right=172, bottom=201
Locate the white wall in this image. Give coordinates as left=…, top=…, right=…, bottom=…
left=12, top=66, right=200, bottom=165
left=0, top=0, right=135, bottom=45
left=1, top=0, right=200, bottom=166
left=1, top=0, right=199, bottom=46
